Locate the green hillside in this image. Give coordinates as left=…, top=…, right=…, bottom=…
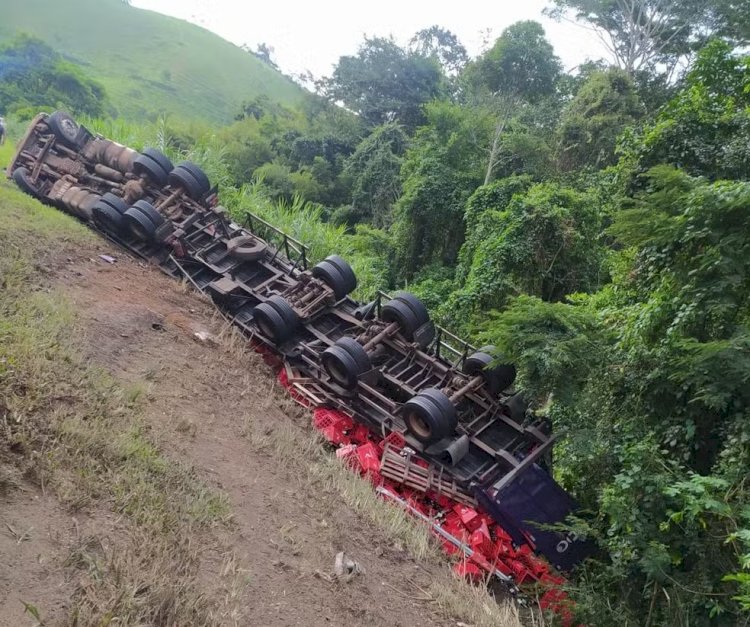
left=1, top=0, right=306, bottom=123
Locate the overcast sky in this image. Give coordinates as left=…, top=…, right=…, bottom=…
left=132, top=0, right=609, bottom=79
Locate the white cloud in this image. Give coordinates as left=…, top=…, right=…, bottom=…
left=132, top=0, right=609, bottom=79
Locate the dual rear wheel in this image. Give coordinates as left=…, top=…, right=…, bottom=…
left=93, top=195, right=165, bottom=242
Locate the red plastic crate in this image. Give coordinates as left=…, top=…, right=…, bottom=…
left=349, top=423, right=371, bottom=445
left=453, top=504, right=482, bottom=531
left=380, top=430, right=406, bottom=452
left=355, top=442, right=381, bottom=474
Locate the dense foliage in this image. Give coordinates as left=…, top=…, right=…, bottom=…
left=0, top=35, right=109, bottom=118
left=4, top=7, right=750, bottom=623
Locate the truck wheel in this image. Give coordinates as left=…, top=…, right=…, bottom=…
left=323, top=255, right=357, bottom=293
left=93, top=202, right=124, bottom=234
left=99, top=192, right=129, bottom=215
left=312, top=256, right=357, bottom=300
left=253, top=296, right=299, bottom=343
left=381, top=299, right=418, bottom=340
left=392, top=292, right=429, bottom=327
left=267, top=295, right=299, bottom=329
left=47, top=111, right=80, bottom=148
left=462, top=346, right=516, bottom=396
left=141, top=148, right=173, bottom=174
left=131, top=199, right=165, bottom=227
left=321, top=337, right=372, bottom=389
left=168, top=165, right=206, bottom=200
left=134, top=152, right=170, bottom=186
left=402, top=388, right=457, bottom=444
left=381, top=293, right=430, bottom=342
left=12, top=167, right=40, bottom=198
left=226, top=234, right=267, bottom=261
left=178, top=161, right=210, bottom=191
left=123, top=206, right=158, bottom=241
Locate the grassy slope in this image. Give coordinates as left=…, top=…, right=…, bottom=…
left=0, top=178, right=234, bottom=622
left=1, top=0, right=306, bottom=124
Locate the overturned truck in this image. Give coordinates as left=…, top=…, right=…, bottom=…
left=8, top=111, right=593, bottom=572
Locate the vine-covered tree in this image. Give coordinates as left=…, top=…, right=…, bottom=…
left=343, top=123, right=407, bottom=227
left=620, top=40, right=750, bottom=181
left=557, top=67, right=643, bottom=170
left=392, top=101, right=492, bottom=277
left=441, top=181, right=605, bottom=330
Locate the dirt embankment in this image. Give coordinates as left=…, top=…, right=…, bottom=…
left=0, top=221, right=522, bottom=626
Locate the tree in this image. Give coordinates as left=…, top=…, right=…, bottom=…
left=343, top=123, right=407, bottom=227
left=483, top=166, right=750, bottom=623
left=558, top=67, right=643, bottom=170
left=441, top=181, right=605, bottom=331
left=0, top=35, right=109, bottom=118
left=466, top=21, right=562, bottom=102
left=545, top=0, right=748, bottom=78
left=620, top=40, right=750, bottom=182
left=463, top=21, right=562, bottom=184
left=325, top=37, right=444, bottom=131
left=392, top=101, right=493, bottom=277
left=410, top=26, right=468, bottom=76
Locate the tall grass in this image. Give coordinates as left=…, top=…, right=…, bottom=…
left=81, top=114, right=235, bottom=189
left=224, top=182, right=390, bottom=299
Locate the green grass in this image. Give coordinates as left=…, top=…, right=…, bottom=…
left=2, top=0, right=306, bottom=124
left=0, top=141, right=15, bottom=171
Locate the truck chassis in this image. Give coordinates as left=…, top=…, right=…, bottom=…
left=8, top=111, right=592, bottom=571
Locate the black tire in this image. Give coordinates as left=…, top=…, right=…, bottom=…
left=462, top=345, right=516, bottom=396
left=93, top=202, right=124, bottom=234
left=177, top=161, right=210, bottom=192
left=381, top=292, right=431, bottom=342
left=133, top=154, right=169, bottom=186
left=141, top=148, right=173, bottom=174
left=381, top=298, right=419, bottom=341
left=253, top=296, right=299, bottom=343
left=168, top=166, right=205, bottom=200
left=321, top=337, right=372, bottom=389
left=266, top=295, right=300, bottom=331
left=322, top=255, right=357, bottom=294
left=226, top=234, right=267, bottom=261
left=12, top=167, right=40, bottom=198
left=132, top=199, right=165, bottom=227
left=99, top=192, right=129, bottom=215
left=506, top=393, right=529, bottom=423
left=47, top=111, right=80, bottom=148
left=123, top=207, right=157, bottom=241
left=402, top=388, right=457, bottom=444
left=312, top=260, right=350, bottom=300
left=392, top=292, right=430, bottom=328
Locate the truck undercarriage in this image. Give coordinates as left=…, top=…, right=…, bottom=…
left=8, top=111, right=593, bottom=574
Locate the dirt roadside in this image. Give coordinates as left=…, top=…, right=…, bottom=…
left=0, top=229, right=521, bottom=626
